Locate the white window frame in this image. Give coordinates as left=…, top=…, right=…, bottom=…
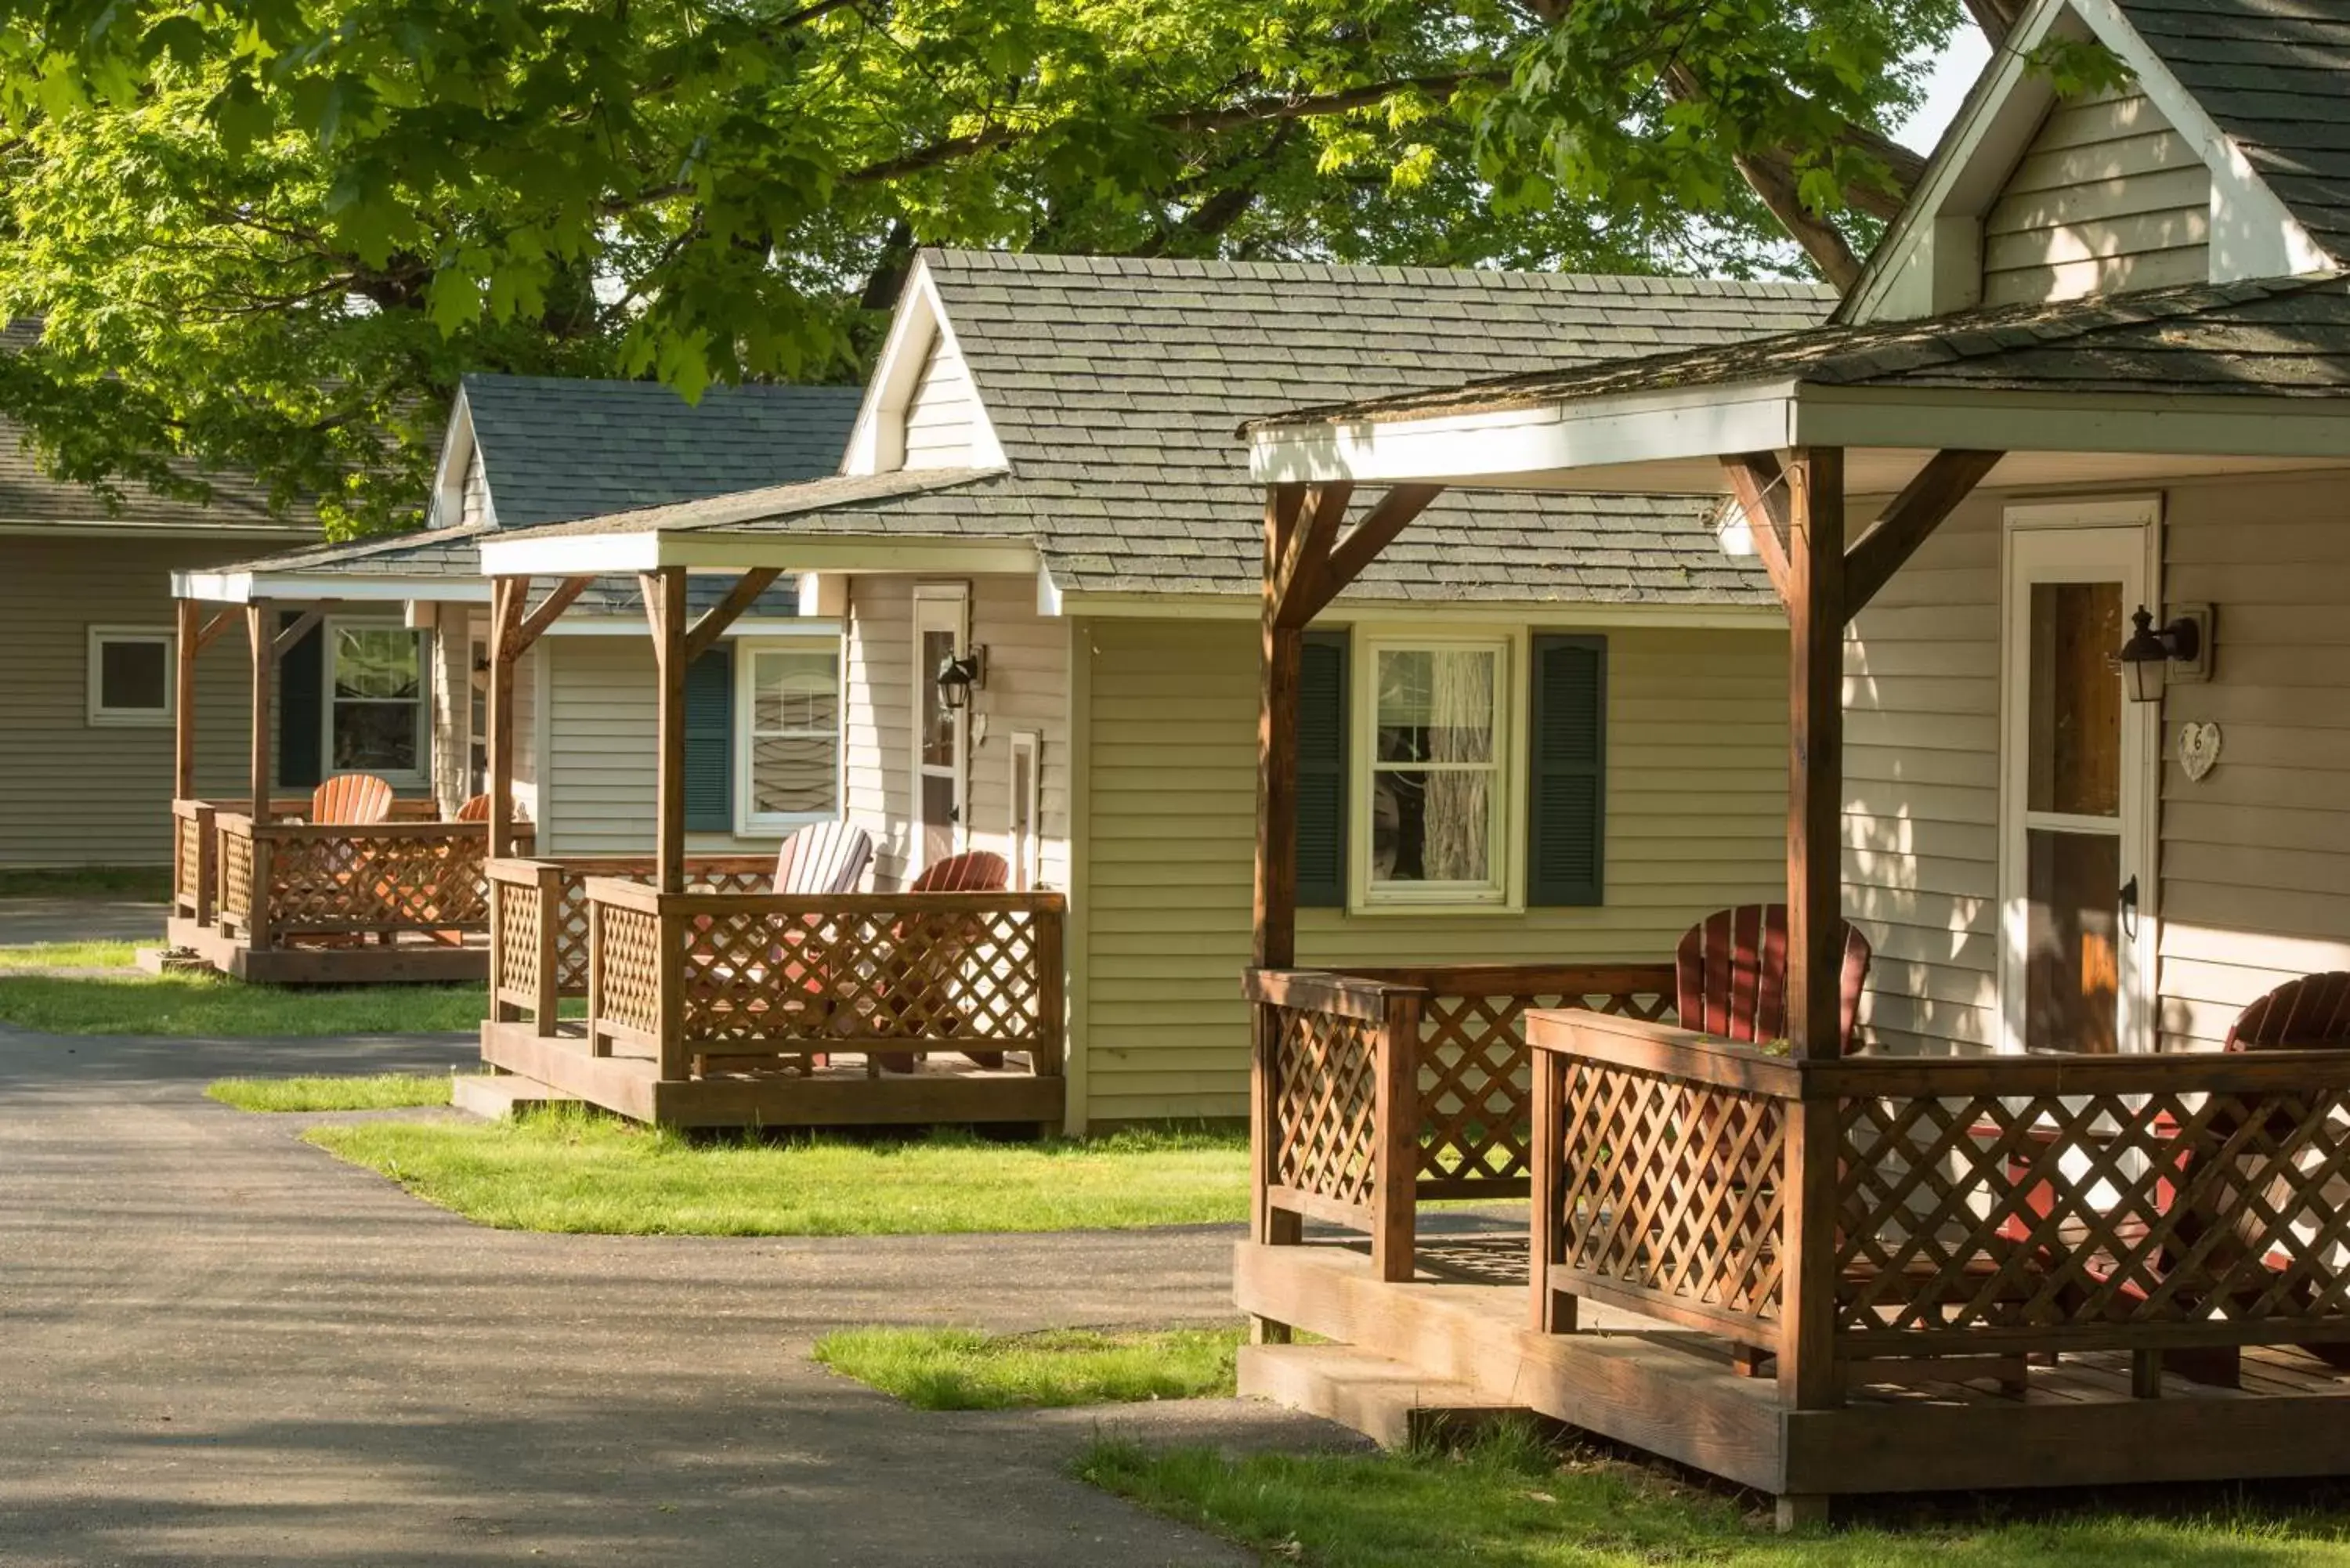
left=733, top=629, right=846, bottom=837
left=87, top=625, right=176, bottom=728
left=1349, top=627, right=1527, bottom=914
left=321, top=616, right=432, bottom=788
left=1007, top=729, right=1043, bottom=891
left=911, top=583, right=971, bottom=857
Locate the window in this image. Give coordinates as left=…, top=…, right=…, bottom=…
left=1360, top=635, right=1512, bottom=907
left=737, top=638, right=842, bottom=833
left=88, top=626, right=174, bottom=726
left=326, top=621, right=429, bottom=782
left=1007, top=730, right=1043, bottom=891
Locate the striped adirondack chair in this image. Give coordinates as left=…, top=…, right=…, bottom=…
left=2226, top=972, right=2350, bottom=1050
left=774, top=821, right=874, bottom=895
left=1674, top=902, right=1872, bottom=1054
left=873, top=851, right=1014, bottom=1074
left=453, top=793, right=491, bottom=822
left=310, top=773, right=396, bottom=825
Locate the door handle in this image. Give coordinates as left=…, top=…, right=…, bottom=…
left=2119, top=874, right=2139, bottom=941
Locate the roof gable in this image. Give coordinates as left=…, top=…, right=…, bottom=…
left=1844, top=0, right=2334, bottom=325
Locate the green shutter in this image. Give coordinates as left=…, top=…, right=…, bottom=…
left=1296, top=630, right=1349, bottom=909
left=1528, top=634, right=1606, bottom=906
left=684, top=645, right=733, bottom=833
left=277, top=614, right=324, bottom=789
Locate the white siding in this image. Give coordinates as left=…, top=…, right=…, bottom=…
left=1982, top=85, right=2209, bottom=305
left=1083, top=618, right=1788, bottom=1125
left=0, top=537, right=264, bottom=866
left=900, top=335, right=982, bottom=470
left=428, top=606, right=472, bottom=814
left=458, top=446, right=494, bottom=527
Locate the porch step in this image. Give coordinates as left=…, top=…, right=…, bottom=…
left=450, top=1071, right=580, bottom=1121
left=1238, top=1342, right=1534, bottom=1451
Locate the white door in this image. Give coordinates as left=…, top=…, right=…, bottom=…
left=911, top=586, right=969, bottom=865
left=1998, top=514, right=2160, bottom=1055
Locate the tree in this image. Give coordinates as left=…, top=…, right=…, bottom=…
left=0, top=0, right=1974, bottom=534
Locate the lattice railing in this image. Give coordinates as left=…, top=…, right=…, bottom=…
left=577, top=876, right=1067, bottom=1082
left=219, top=828, right=255, bottom=923
left=171, top=800, right=213, bottom=919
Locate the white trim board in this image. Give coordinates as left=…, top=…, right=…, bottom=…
left=478, top=528, right=1040, bottom=577
left=173, top=569, right=492, bottom=605
left=841, top=258, right=1008, bottom=476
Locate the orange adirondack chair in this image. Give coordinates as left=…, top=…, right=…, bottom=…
left=872, top=851, right=1013, bottom=1074
left=1675, top=902, right=1872, bottom=1053
left=311, top=774, right=396, bottom=825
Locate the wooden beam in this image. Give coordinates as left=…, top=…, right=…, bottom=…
left=1843, top=450, right=2004, bottom=615
left=1783, top=447, right=1845, bottom=1061
left=271, top=607, right=326, bottom=659
left=1299, top=482, right=1443, bottom=624
left=194, top=609, right=239, bottom=652
left=645, top=568, right=690, bottom=895
left=245, top=600, right=275, bottom=820
left=513, top=575, right=592, bottom=654
left=1722, top=453, right=1795, bottom=607
left=1255, top=486, right=1303, bottom=969
left=1272, top=482, right=1352, bottom=629
left=486, top=576, right=526, bottom=858
left=683, top=567, right=784, bottom=663
left=173, top=597, right=199, bottom=802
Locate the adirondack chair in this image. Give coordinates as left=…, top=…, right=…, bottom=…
left=775, top=821, right=874, bottom=895
left=310, top=773, right=396, bottom=825
left=1675, top=902, right=1872, bottom=1053
left=453, top=793, right=491, bottom=822
left=871, top=851, right=1013, bottom=1074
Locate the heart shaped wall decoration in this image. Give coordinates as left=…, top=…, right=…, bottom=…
left=2178, top=721, right=2222, bottom=782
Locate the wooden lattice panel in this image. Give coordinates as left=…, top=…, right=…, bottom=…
left=593, top=902, right=663, bottom=1036
left=264, top=831, right=494, bottom=934
left=1549, top=1057, right=1788, bottom=1330
left=493, top=877, right=544, bottom=1003
left=1415, top=982, right=1674, bottom=1187
left=549, top=863, right=773, bottom=994
left=219, top=831, right=254, bottom=921
left=1269, top=1003, right=1382, bottom=1212
left=174, top=814, right=203, bottom=909
left=1835, top=1084, right=2350, bottom=1344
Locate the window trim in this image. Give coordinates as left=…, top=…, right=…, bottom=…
left=1007, top=728, right=1043, bottom=891
left=320, top=616, right=431, bottom=788
left=1347, top=626, right=1528, bottom=915
left=87, top=625, right=177, bottom=728
left=732, top=629, right=846, bottom=837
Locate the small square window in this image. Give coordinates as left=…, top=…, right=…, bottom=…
left=88, top=627, right=174, bottom=727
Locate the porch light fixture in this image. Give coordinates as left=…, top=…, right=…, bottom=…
left=935, top=648, right=986, bottom=712
left=2119, top=605, right=2207, bottom=704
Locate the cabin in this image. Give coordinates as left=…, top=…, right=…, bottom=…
left=450, top=251, right=1840, bottom=1130
left=1234, top=0, right=2350, bottom=1524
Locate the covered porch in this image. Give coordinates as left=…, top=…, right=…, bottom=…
left=166, top=536, right=504, bottom=983
left=1235, top=280, right=2350, bottom=1519
left=472, top=480, right=1065, bottom=1130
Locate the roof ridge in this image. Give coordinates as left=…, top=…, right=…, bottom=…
left=917, top=246, right=1835, bottom=298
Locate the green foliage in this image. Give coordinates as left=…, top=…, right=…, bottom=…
left=0, top=865, right=172, bottom=899
left=0, top=940, right=138, bottom=970
left=0, top=972, right=486, bottom=1034
left=0, top=0, right=1973, bottom=533
left=815, top=1324, right=1243, bottom=1409
left=1079, top=1426, right=2350, bottom=1566
left=304, top=1111, right=1249, bottom=1234
left=206, top=1071, right=455, bottom=1111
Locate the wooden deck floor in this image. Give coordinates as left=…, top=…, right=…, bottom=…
left=1238, top=1232, right=2350, bottom=1500
left=479, top=1019, right=1066, bottom=1129
left=168, top=915, right=492, bottom=984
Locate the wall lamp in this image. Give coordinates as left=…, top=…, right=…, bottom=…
left=935, top=648, right=987, bottom=713
left=2119, top=605, right=2213, bottom=704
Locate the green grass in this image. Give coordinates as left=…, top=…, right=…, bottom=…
left=0, top=973, right=487, bottom=1035
left=303, top=1111, right=1249, bottom=1234
left=207, top=1073, right=456, bottom=1112
left=0, top=865, right=173, bottom=900
left=0, top=940, right=138, bottom=970
left=1079, top=1423, right=2350, bottom=1566
left=815, top=1324, right=1244, bottom=1410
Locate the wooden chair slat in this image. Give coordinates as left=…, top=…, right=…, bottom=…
left=773, top=822, right=874, bottom=895
left=311, top=774, right=396, bottom=826
left=1674, top=904, right=1870, bottom=1054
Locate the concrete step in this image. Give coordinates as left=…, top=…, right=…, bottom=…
left=451, top=1071, right=580, bottom=1121
left=1238, top=1342, right=1531, bottom=1450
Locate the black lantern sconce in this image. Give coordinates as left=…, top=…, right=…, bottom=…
left=2118, top=604, right=2213, bottom=704
left=935, top=647, right=987, bottom=713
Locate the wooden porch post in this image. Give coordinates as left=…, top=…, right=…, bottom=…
left=1783, top=447, right=1846, bottom=1060
left=1250, top=483, right=1307, bottom=1340
left=487, top=576, right=527, bottom=860
left=244, top=599, right=274, bottom=821
left=645, top=567, right=689, bottom=895
left=174, top=597, right=199, bottom=803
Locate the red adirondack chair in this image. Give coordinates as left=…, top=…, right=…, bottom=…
left=310, top=773, right=395, bottom=825
left=1675, top=902, right=1872, bottom=1053
left=2226, top=972, right=2350, bottom=1050
left=871, top=851, right=1013, bottom=1074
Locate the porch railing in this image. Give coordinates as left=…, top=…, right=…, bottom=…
left=1531, top=1010, right=2350, bottom=1404
left=486, top=854, right=775, bottom=1027
left=1243, top=962, right=1676, bottom=1281
left=208, top=807, right=519, bottom=950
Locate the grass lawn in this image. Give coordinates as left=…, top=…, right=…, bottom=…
left=815, top=1324, right=1244, bottom=1409
left=208, top=1073, right=455, bottom=1112
left=303, top=1111, right=1249, bottom=1234
left=1080, top=1425, right=2350, bottom=1566
left=0, top=940, right=139, bottom=970
left=0, top=973, right=488, bottom=1035
left=0, top=866, right=172, bottom=900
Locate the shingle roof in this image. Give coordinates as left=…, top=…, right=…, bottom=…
left=499, top=251, right=1836, bottom=607
left=0, top=412, right=313, bottom=536
left=212, top=524, right=490, bottom=580
left=462, top=375, right=862, bottom=528
left=1249, top=273, right=2350, bottom=429
left=2119, top=0, right=2350, bottom=262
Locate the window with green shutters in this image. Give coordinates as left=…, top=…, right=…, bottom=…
left=1528, top=634, right=1607, bottom=905
left=1296, top=630, right=1349, bottom=908
left=683, top=645, right=734, bottom=832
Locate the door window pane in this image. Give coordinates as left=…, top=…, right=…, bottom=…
left=747, top=647, right=839, bottom=818
left=2026, top=582, right=2122, bottom=816
left=920, top=628, right=956, bottom=768
left=2026, top=828, right=2121, bottom=1054
left=1370, top=645, right=1499, bottom=887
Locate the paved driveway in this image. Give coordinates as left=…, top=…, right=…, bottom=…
left=0, top=897, right=168, bottom=947
left=0, top=1029, right=1339, bottom=1566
